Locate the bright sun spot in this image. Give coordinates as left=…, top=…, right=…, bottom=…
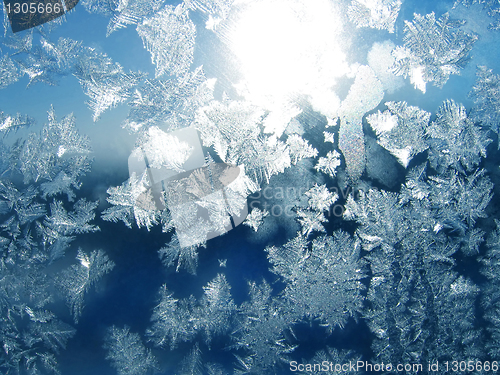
left=229, top=0, right=349, bottom=118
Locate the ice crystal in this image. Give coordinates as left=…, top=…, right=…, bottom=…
left=195, top=99, right=293, bottom=183
left=106, top=0, right=166, bottom=36
left=147, top=274, right=236, bottom=349
left=365, top=257, right=482, bottom=367
left=348, top=0, right=402, bottom=33
left=0, top=110, right=34, bottom=136
left=267, top=232, right=366, bottom=331
left=185, top=0, right=235, bottom=30
left=392, top=12, right=478, bottom=93
left=453, top=0, right=500, bottom=30
left=124, top=67, right=215, bottom=132
left=102, top=172, right=161, bottom=231
left=286, top=134, right=318, bottom=165
left=367, top=101, right=430, bottom=167
left=314, top=150, right=341, bottom=178
left=243, top=207, right=268, bottom=232
left=305, top=184, right=338, bottom=212
left=179, top=342, right=204, bottom=375
left=134, top=126, right=193, bottom=172
left=426, top=100, right=491, bottom=174
left=74, top=47, right=145, bottom=121
left=57, top=249, right=115, bottom=323
left=11, top=107, right=92, bottom=187
left=367, top=41, right=405, bottom=94
left=232, top=280, right=297, bottom=374
left=158, top=233, right=200, bottom=274
left=0, top=301, right=75, bottom=375
left=104, top=326, right=158, bottom=375
left=81, top=0, right=118, bottom=15
left=2, top=31, right=33, bottom=54
left=137, top=3, right=196, bottom=78
left=17, top=48, right=64, bottom=87
left=295, top=209, right=327, bottom=238
left=469, top=65, right=500, bottom=137
left=0, top=53, right=19, bottom=89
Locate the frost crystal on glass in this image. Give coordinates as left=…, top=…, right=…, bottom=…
left=392, top=12, right=478, bottom=93
left=232, top=281, right=297, bottom=374
left=243, top=207, right=268, bottom=232
left=469, top=65, right=500, bottom=137
left=296, top=209, right=327, bottom=237
left=134, top=126, right=193, bottom=172
left=57, top=248, right=115, bottom=323
left=81, top=0, right=118, bottom=15
left=106, top=0, right=166, bottom=36
left=348, top=0, right=402, bottom=33
left=158, top=233, right=200, bottom=274
left=286, top=134, right=318, bottom=165
left=367, top=101, right=430, bottom=167
left=314, top=150, right=341, bottom=178
left=266, top=232, right=366, bottom=331
left=137, top=4, right=196, bottom=78
left=104, top=326, right=158, bottom=375
left=102, top=172, right=161, bottom=230
left=74, top=47, right=146, bottom=121
left=0, top=110, right=34, bottom=136
left=147, top=275, right=236, bottom=349
left=426, top=100, right=491, bottom=173
left=185, top=0, right=234, bottom=30
left=124, top=67, right=215, bottom=132
left=195, top=99, right=293, bottom=183
left=12, top=107, right=92, bottom=186
left=305, top=184, right=338, bottom=212
left=0, top=53, right=19, bottom=89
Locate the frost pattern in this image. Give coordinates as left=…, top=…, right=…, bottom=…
left=147, top=274, right=236, bottom=349
left=348, top=0, right=402, bottom=33
left=185, top=0, right=234, bottom=30
left=74, top=47, right=146, bottom=121
left=266, top=232, right=366, bottom=330
left=243, top=207, right=269, bottom=232
left=469, top=65, right=500, bottom=137
left=57, top=249, right=115, bottom=323
left=0, top=108, right=97, bottom=374
left=367, top=101, right=430, bottom=167
left=195, top=99, right=295, bottom=183
left=106, top=0, right=166, bottom=36
left=392, top=12, right=478, bottom=93
left=137, top=4, right=196, bottom=78
left=104, top=326, right=158, bottom=375
left=0, top=110, right=34, bottom=136
left=0, top=53, right=19, bottom=89
left=102, top=172, right=163, bottom=231
left=314, top=150, right=341, bottom=178
left=158, top=233, right=200, bottom=274
left=134, top=126, right=193, bottom=171
left=123, top=67, right=215, bottom=132
left=426, top=100, right=491, bottom=174
left=232, top=281, right=297, bottom=374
